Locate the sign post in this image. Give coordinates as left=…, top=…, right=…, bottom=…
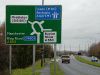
left=42, top=0, right=44, bottom=5
left=54, top=44, right=57, bottom=75
left=33, top=45, right=35, bottom=75
left=9, top=45, right=12, bottom=75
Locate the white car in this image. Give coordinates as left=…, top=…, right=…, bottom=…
left=91, top=56, right=98, bottom=62
left=61, top=55, right=70, bottom=63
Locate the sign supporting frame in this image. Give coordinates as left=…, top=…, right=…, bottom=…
left=32, top=45, right=35, bottom=75
left=6, top=0, right=61, bottom=75
left=9, top=45, right=12, bottom=75
left=54, top=44, right=57, bottom=75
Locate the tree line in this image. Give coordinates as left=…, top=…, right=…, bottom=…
left=88, top=42, right=100, bottom=59
left=0, top=23, right=54, bottom=75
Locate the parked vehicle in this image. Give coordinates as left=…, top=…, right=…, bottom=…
left=61, top=55, right=70, bottom=63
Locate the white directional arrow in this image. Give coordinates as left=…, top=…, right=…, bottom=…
left=52, top=12, right=59, bottom=19
left=28, top=20, right=52, bottom=43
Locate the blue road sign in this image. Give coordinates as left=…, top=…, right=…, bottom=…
left=35, top=6, right=61, bottom=20
left=23, top=36, right=36, bottom=41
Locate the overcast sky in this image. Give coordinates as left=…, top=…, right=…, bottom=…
left=0, top=0, right=100, bottom=51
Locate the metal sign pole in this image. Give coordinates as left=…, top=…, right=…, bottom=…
left=33, top=45, right=35, bottom=75
left=42, top=0, right=44, bottom=5
left=43, top=44, right=45, bottom=63
left=54, top=44, right=56, bottom=75
left=9, top=45, right=12, bottom=75
left=42, top=0, right=45, bottom=66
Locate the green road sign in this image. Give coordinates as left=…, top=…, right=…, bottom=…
left=6, top=5, right=62, bottom=44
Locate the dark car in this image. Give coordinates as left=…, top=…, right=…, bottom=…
left=61, top=55, right=70, bottom=63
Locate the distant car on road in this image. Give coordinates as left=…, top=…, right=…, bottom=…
left=61, top=55, right=70, bottom=63
left=91, top=56, right=98, bottom=62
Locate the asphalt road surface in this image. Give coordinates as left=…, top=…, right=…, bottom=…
left=58, top=55, right=100, bottom=75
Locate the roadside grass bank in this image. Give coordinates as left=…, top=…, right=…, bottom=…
left=75, top=56, right=100, bottom=67
left=12, top=60, right=43, bottom=75
left=50, top=62, right=64, bottom=75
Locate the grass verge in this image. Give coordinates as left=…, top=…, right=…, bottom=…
left=50, top=62, right=64, bottom=75
left=75, top=56, right=100, bottom=67
left=12, top=60, right=43, bottom=75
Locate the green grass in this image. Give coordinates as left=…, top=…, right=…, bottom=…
left=12, top=60, right=43, bottom=75
left=50, top=62, right=64, bottom=75
left=75, top=56, right=100, bottom=67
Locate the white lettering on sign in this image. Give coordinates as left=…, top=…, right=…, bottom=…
left=10, top=15, right=28, bottom=23
left=44, top=32, right=56, bottom=43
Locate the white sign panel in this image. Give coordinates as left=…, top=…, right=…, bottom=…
left=44, top=32, right=57, bottom=43
left=10, top=15, right=28, bottom=23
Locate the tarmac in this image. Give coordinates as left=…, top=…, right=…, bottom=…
left=40, top=63, right=50, bottom=75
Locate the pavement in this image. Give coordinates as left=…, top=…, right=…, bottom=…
left=58, top=55, right=100, bottom=75
left=40, top=63, right=50, bottom=75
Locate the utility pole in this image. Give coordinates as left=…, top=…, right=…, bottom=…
left=70, top=45, right=71, bottom=51
left=57, top=44, right=61, bottom=56
left=41, top=0, right=44, bottom=67
left=64, top=44, right=66, bottom=54
left=87, top=43, right=90, bottom=56
left=79, top=44, right=80, bottom=51
left=42, top=0, right=44, bottom=5
left=70, top=45, right=71, bottom=55
left=78, top=44, right=81, bottom=55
